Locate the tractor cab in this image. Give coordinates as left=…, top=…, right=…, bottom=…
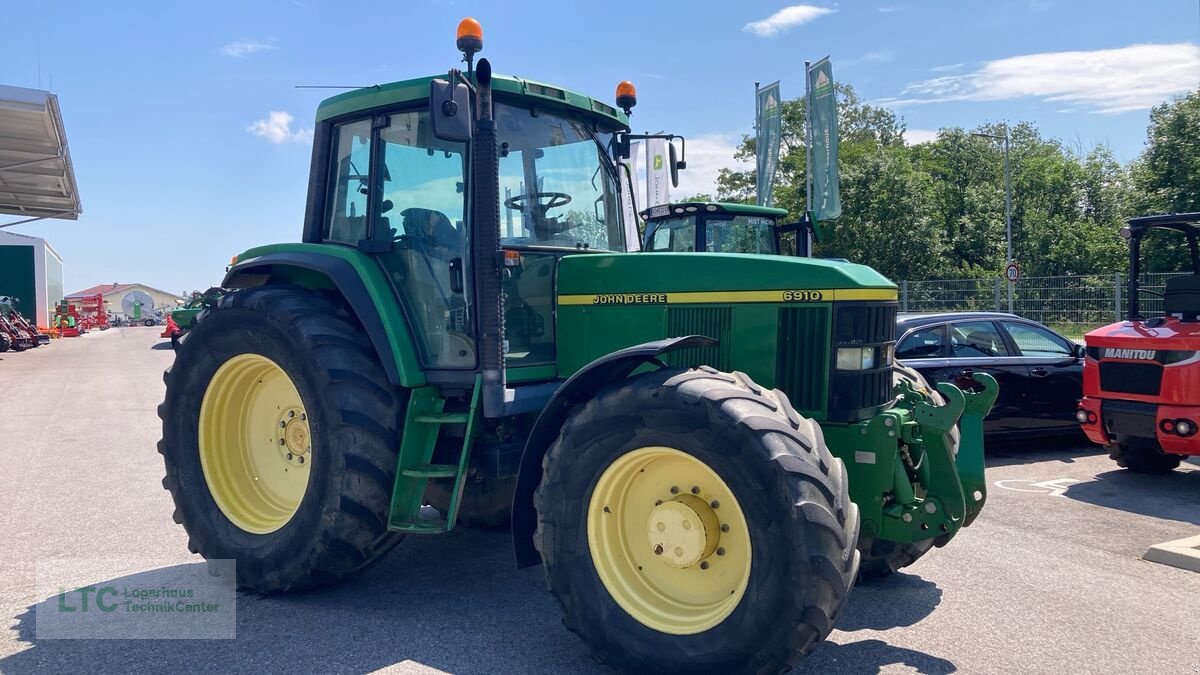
left=1079, top=212, right=1200, bottom=471
left=641, top=202, right=786, bottom=254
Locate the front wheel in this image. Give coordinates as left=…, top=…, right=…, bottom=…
left=1108, top=441, right=1181, bottom=473
left=535, top=367, right=859, bottom=673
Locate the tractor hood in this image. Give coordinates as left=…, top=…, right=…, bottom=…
left=557, top=252, right=896, bottom=301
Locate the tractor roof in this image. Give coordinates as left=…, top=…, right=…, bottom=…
left=641, top=202, right=790, bottom=220
left=316, top=73, right=629, bottom=128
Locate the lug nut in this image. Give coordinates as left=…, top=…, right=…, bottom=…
left=279, top=439, right=286, bottom=446
left=716, top=547, right=725, bottom=556
left=655, top=500, right=663, bottom=506
left=298, top=456, right=305, bottom=464
left=720, top=524, right=729, bottom=532
left=289, top=410, right=295, bottom=418
left=710, top=500, right=720, bottom=509
left=670, top=486, right=679, bottom=494
left=654, top=544, right=664, bottom=555
left=700, top=561, right=709, bottom=570
left=287, top=453, right=293, bottom=460
left=300, top=413, right=306, bottom=421
left=691, top=486, right=700, bottom=494
left=280, top=421, right=287, bottom=428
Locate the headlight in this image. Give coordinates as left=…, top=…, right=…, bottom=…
left=837, top=346, right=876, bottom=370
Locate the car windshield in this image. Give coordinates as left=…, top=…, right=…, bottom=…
left=495, top=104, right=623, bottom=251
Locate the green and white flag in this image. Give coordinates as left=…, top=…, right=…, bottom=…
left=756, top=81, right=782, bottom=208
left=807, top=58, right=840, bottom=222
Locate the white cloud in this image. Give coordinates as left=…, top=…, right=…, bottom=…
left=880, top=43, right=1200, bottom=114
left=929, top=63, right=965, bottom=73
left=877, top=6, right=902, bottom=13
left=904, top=128, right=939, bottom=145
left=247, top=111, right=313, bottom=144
left=842, top=50, right=894, bottom=69
left=743, top=5, right=835, bottom=37
left=219, top=39, right=277, bottom=58
left=668, top=134, right=751, bottom=199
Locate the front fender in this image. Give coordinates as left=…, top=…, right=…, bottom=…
left=510, top=335, right=717, bottom=568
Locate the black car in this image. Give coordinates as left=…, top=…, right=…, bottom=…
left=895, top=312, right=1085, bottom=436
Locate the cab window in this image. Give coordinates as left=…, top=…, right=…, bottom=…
left=706, top=216, right=775, bottom=253
left=324, top=119, right=373, bottom=245
left=644, top=217, right=696, bottom=251
left=897, top=324, right=947, bottom=359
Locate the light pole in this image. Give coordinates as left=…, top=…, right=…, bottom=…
left=973, top=130, right=1013, bottom=313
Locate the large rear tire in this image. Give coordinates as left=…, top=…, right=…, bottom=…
left=159, top=286, right=406, bottom=592
left=1108, top=441, right=1181, bottom=473
left=856, top=365, right=958, bottom=580
left=535, top=366, right=859, bottom=673
left=0, top=332, right=10, bottom=352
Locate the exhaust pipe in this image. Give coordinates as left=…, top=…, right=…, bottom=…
left=471, top=59, right=506, bottom=416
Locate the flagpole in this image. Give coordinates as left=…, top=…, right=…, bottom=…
left=644, top=131, right=651, bottom=208
left=754, top=81, right=760, bottom=206
left=804, top=60, right=814, bottom=257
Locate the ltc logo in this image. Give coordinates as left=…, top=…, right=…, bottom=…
left=1104, top=348, right=1157, bottom=360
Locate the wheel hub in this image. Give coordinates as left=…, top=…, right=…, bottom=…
left=278, top=408, right=310, bottom=462
left=647, top=495, right=719, bottom=568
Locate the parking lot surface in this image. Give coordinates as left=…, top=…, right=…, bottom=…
left=2, top=329, right=1198, bottom=674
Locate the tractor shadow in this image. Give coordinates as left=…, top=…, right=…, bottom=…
left=150, top=341, right=174, bottom=351
left=1062, top=467, right=1200, bottom=526
left=3, top=533, right=954, bottom=675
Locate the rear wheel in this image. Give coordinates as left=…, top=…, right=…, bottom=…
left=857, top=365, right=958, bottom=580
left=159, top=286, right=406, bottom=592
left=0, top=332, right=10, bottom=352
left=1108, top=441, right=1181, bottom=473
left=535, top=367, right=859, bottom=673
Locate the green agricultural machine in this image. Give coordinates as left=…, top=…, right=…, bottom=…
left=160, top=19, right=997, bottom=672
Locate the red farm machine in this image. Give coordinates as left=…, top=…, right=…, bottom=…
left=76, top=294, right=109, bottom=331
left=0, top=296, right=48, bottom=348
left=53, top=301, right=86, bottom=338
left=1079, top=213, right=1200, bottom=472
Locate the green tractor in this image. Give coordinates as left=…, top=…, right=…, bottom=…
left=160, top=18, right=997, bottom=672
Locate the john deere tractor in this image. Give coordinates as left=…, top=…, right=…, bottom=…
left=160, top=19, right=996, bottom=672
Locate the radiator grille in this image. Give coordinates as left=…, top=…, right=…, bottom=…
left=1099, top=361, right=1163, bottom=396
left=835, top=303, right=896, bottom=344
left=775, top=306, right=830, bottom=413
left=666, top=306, right=732, bottom=371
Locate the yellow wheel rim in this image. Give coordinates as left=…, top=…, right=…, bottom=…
left=587, top=446, right=751, bottom=635
left=198, top=354, right=312, bottom=534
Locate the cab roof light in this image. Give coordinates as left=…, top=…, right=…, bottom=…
left=615, top=81, right=637, bottom=115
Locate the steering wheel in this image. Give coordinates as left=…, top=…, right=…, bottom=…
left=504, top=192, right=572, bottom=214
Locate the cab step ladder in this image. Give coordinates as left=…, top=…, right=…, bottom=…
left=387, top=375, right=481, bottom=533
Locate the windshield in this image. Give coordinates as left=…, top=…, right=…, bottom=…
left=495, top=103, right=623, bottom=250
left=644, top=216, right=697, bottom=251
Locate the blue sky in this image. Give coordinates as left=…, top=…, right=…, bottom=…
left=2, top=1, right=1197, bottom=294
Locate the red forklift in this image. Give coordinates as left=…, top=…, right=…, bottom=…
left=1079, top=213, right=1200, bottom=472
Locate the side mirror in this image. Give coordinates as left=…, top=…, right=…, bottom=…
left=430, top=79, right=472, bottom=143
left=1074, top=343, right=1086, bottom=358
left=669, top=142, right=680, bottom=188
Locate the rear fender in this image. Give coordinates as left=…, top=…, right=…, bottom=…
left=510, top=335, right=718, bottom=568
left=223, top=250, right=423, bottom=388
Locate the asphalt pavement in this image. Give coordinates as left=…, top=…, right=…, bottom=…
left=1, top=329, right=1198, bottom=674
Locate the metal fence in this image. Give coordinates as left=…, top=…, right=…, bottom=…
left=899, top=273, right=1184, bottom=339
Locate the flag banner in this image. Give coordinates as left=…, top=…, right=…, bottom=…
left=620, top=141, right=642, bottom=250
left=807, top=59, right=841, bottom=222
left=646, top=138, right=671, bottom=208
left=756, top=81, right=782, bottom=207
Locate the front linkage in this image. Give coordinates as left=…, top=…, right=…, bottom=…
left=825, top=373, right=999, bottom=548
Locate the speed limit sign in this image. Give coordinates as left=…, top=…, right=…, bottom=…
left=1005, top=262, right=1020, bottom=283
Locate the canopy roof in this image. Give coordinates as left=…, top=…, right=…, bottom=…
left=0, top=85, right=81, bottom=222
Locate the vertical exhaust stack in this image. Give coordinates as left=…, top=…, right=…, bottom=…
left=471, top=58, right=506, bottom=416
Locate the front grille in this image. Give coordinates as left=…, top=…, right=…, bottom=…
left=835, top=303, right=896, bottom=344
left=775, top=306, right=830, bottom=413
left=1101, top=399, right=1158, bottom=439
left=666, top=306, right=732, bottom=371
left=830, top=368, right=893, bottom=421
left=1099, top=361, right=1163, bottom=396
